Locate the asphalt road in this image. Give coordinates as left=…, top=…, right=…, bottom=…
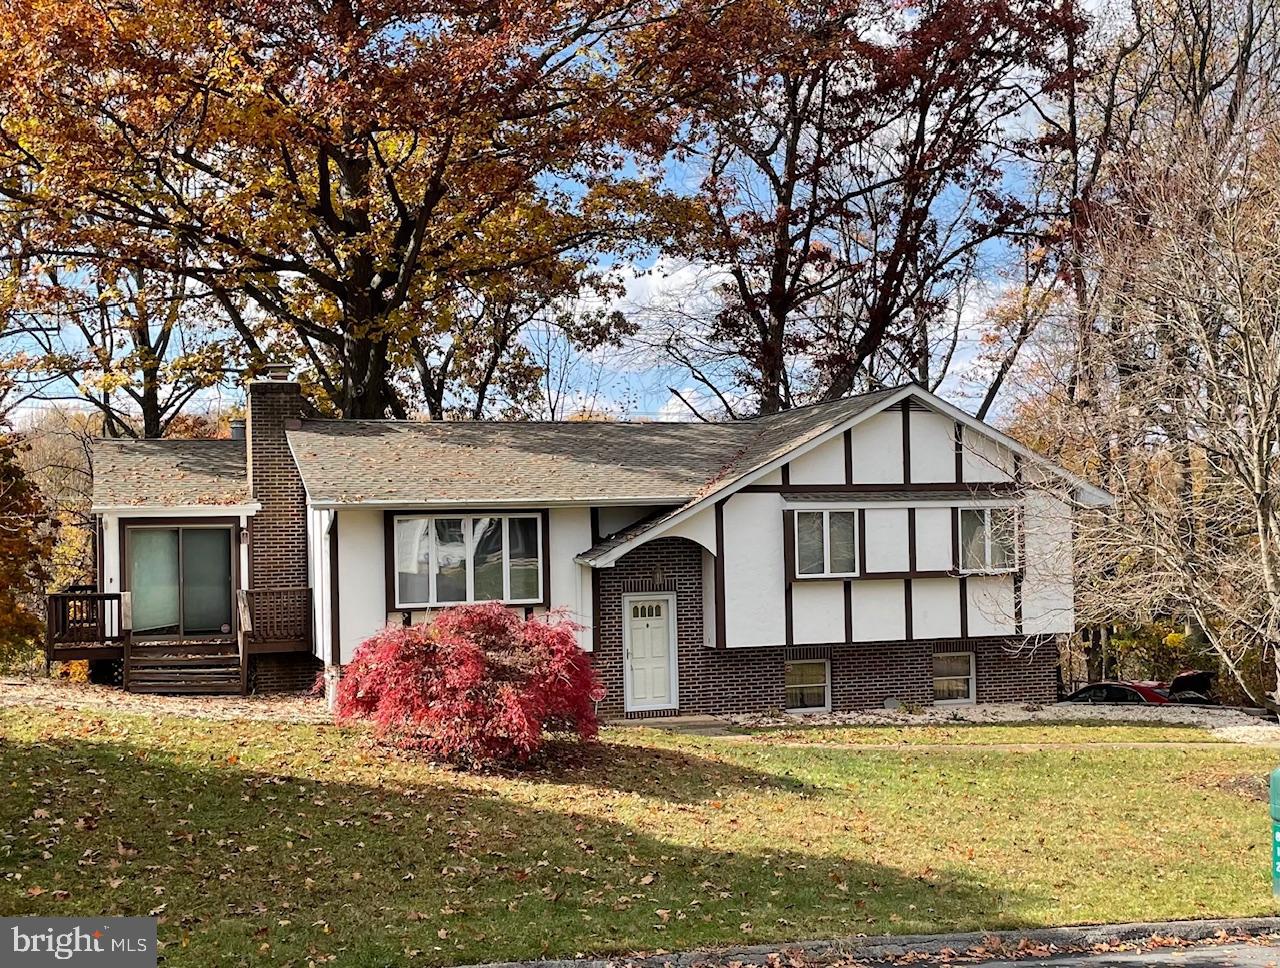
left=967, top=945, right=1280, bottom=968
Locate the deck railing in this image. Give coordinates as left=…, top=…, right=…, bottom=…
left=241, top=587, right=312, bottom=649
left=47, top=591, right=127, bottom=645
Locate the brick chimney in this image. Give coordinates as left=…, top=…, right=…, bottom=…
left=246, top=365, right=308, bottom=591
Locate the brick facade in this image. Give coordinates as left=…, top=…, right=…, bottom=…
left=250, top=653, right=322, bottom=694
left=246, top=378, right=309, bottom=638
left=592, top=536, right=1060, bottom=718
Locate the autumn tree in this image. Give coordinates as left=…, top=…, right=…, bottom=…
left=0, top=424, right=54, bottom=665
left=997, top=0, right=1280, bottom=692
left=0, top=0, right=742, bottom=418
left=1, top=243, right=238, bottom=438
left=636, top=0, right=1081, bottom=416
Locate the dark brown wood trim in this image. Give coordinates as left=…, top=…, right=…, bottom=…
left=780, top=463, right=791, bottom=486
left=119, top=517, right=241, bottom=640
left=900, top=399, right=912, bottom=484
left=714, top=499, right=727, bottom=649
left=958, top=574, right=969, bottom=638
left=382, top=511, right=397, bottom=613
left=903, top=578, right=914, bottom=639
left=589, top=506, right=601, bottom=544
left=907, top=507, right=918, bottom=573
left=843, top=579, right=853, bottom=643
left=857, top=508, right=867, bottom=575
left=954, top=422, right=964, bottom=483
left=590, top=567, right=602, bottom=652
left=539, top=508, right=552, bottom=607
left=782, top=510, right=795, bottom=646
left=50, top=645, right=125, bottom=662
left=795, top=568, right=958, bottom=583
left=1013, top=574, right=1023, bottom=634
left=738, top=481, right=1021, bottom=495
left=951, top=506, right=961, bottom=570
left=329, top=513, right=341, bottom=666
left=843, top=429, right=853, bottom=485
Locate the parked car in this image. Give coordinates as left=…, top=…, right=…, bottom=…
left=1063, top=681, right=1171, bottom=704
left=1062, top=670, right=1217, bottom=705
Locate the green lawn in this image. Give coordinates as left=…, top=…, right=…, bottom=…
left=0, top=706, right=1275, bottom=967
left=729, top=721, right=1226, bottom=745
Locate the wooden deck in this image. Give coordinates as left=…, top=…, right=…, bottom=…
left=46, top=587, right=313, bottom=695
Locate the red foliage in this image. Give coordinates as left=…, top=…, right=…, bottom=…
left=335, top=603, right=605, bottom=766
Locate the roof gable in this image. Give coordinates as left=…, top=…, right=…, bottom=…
left=578, top=384, right=1111, bottom=566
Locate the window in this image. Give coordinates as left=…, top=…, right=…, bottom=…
left=785, top=659, right=831, bottom=713
left=794, top=510, right=858, bottom=578
left=393, top=514, right=543, bottom=608
left=959, top=507, right=1018, bottom=572
left=933, top=652, right=975, bottom=705
left=126, top=525, right=234, bottom=637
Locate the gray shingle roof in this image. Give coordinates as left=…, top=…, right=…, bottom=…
left=92, top=439, right=249, bottom=509
left=286, top=388, right=905, bottom=507
left=88, top=386, right=910, bottom=512
left=285, top=419, right=753, bottom=505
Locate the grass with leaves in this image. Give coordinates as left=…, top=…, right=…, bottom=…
left=727, top=721, right=1228, bottom=746
left=0, top=706, right=1275, bottom=966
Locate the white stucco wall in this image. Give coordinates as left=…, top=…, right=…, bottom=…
left=667, top=506, right=717, bottom=554
left=967, top=575, right=1017, bottom=636
left=962, top=426, right=1015, bottom=482
left=1021, top=491, right=1074, bottom=634
left=721, top=491, right=787, bottom=647
left=863, top=508, right=910, bottom=573
left=792, top=581, right=845, bottom=644
left=336, top=508, right=388, bottom=663
left=910, top=409, right=956, bottom=483
left=788, top=435, right=845, bottom=484
left=548, top=507, right=594, bottom=649
left=912, top=577, right=960, bottom=638
left=915, top=507, right=953, bottom=571
left=851, top=579, right=906, bottom=641
left=851, top=410, right=904, bottom=484
left=599, top=505, right=668, bottom=538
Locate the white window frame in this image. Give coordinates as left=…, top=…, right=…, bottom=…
left=933, top=651, right=976, bottom=706
left=784, top=658, right=832, bottom=714
left=958, top=506, right=1020, bottom=574
left=392, top=513, right=543, bottom=609
left=794, top=510, right=859, bottom=579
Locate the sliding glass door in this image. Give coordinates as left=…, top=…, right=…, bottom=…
left=127, top=526, right=234, bottom=637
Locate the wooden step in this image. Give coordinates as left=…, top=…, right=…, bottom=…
left=130, top=644, right=236, bottom=657
left=127, top=682, right=242, bottom=695
left=125, top=647, right=244, bottom=695
left=130, top=654, right=238, bottom=667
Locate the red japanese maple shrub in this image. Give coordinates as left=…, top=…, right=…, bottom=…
left=334, top=603, right=604, bottom=766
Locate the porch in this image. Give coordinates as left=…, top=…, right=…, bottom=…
left=45, top=586, right=313, bottom=695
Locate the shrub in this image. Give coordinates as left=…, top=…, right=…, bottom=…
left=335, top=603, right=605, bottom=766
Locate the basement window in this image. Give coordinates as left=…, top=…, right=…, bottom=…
left=394, top=513, right=542, bottom=608
left=933, top=652, right=976, bottom=706
left=784, top=659, right=831, bottom=713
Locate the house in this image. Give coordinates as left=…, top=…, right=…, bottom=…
left=47, top=366, right=1111, bottom=715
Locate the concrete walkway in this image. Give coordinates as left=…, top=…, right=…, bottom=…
left=969, top=943, right=1280, bottom=968
left=461, top=917, right=1280, bottom=968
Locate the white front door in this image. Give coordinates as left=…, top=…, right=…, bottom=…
left=624, top=596, right=677, bottom=712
